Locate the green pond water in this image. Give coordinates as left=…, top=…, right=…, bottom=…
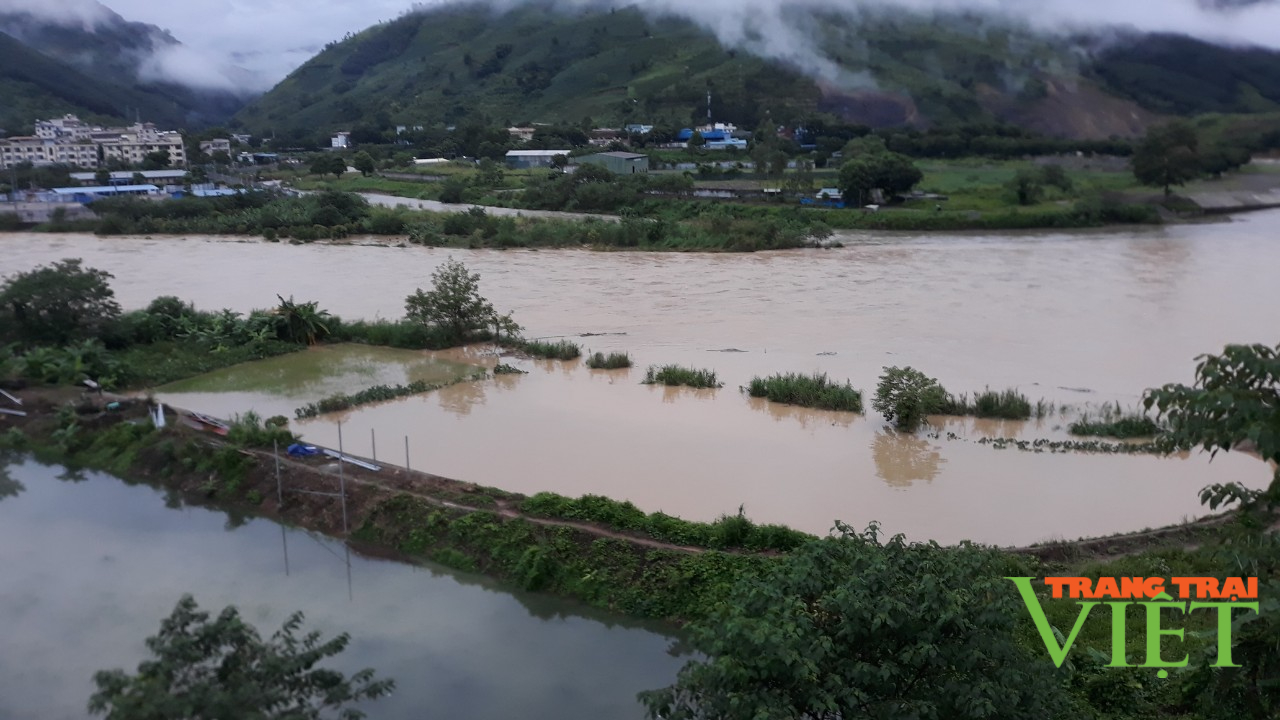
left=0, top=457, right=685, bottom=720
left=155, top=343, right=482, bottom=420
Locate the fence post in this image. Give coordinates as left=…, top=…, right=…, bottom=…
left=371, top=428, right=377, bottom=462
left=274, top=439, right=282, bottom=508
left=337, top=422, right=348, bottom=534
left=405, top=435, right=410, bottom=474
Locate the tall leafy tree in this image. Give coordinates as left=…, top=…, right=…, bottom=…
left=640, top=522, right=1072, bottom=720
left=352, top=151, right=376, bottom=177
left=0, top=258, right=121, bottom=346
left=1132, top=121, right=1201, bottom=196
left=404, top=258, right=499, bottom=341
left=89, top=595, right=394, bottom=720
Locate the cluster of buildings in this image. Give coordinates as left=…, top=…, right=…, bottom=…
left=0, top=114, right=191, bottom=171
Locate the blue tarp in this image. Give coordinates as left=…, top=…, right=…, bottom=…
left=287, top=443, right=320, bottom=457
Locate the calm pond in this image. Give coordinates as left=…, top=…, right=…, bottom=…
left=7, top=210, right=1279, bottom=544
left=0, top=458, right=685, bottom=720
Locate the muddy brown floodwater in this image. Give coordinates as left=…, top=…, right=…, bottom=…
left=7, top=210, right=1279, bottom=545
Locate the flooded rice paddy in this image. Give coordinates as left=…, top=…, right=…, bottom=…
left=7, top=210, right=1280, bottom=545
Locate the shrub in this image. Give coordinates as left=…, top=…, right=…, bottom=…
left=493, top=363, right=527, bottom=375
left=939, top=387, right=1033, bottom=420
left=747, top=372, right=862, bottom=412
left=642, top=365, right=722, bottom=389
left=585, top=351, right=632, bottom=369
left=872, top=366, right=948, bottom=432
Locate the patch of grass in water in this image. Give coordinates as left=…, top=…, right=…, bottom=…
left=940, top=388, right=1033, bottom=420
left=519, top=339, right=581, bottom=360
left=747, top=372, right=862, bottom=412
left=585, top=351, right=632, bottom=369
left=1069, top=414, right=1163, bottom=439
left=642, top=364, right=722, bottom=389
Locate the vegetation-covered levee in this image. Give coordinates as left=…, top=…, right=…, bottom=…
left=0, top=394, right=778, bottom=623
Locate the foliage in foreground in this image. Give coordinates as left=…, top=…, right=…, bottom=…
left=640, top=522, right=1073, bottom=720
left=642, top=364, right=722, bottom=388
left=747, top=372, right=863, bottom=412
left=1143, top=342, right=1280, bottom=718
left=89, top=595, right=394, bottom=720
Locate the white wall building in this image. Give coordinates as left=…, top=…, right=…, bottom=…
left=0, top=115, right=186, bottom=171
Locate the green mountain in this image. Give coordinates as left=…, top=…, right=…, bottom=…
left=232, top=1, right=1280, bottom=143
left=0, top=2, right=248, bottom=133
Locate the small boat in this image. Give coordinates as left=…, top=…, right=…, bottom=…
left=188, top=412, right=230, bottom=435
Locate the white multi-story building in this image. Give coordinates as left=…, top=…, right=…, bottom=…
left=0, top=114, right=186, bottom=171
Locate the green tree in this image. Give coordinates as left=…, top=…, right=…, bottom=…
left=1007, top=169, right=1045, bottom=206
left=0, top=258, right=121, bottom=346
left=405, top=257, right=499, bottom=341
left=310, top=155, right=346, bottom=178
left=688, top=130, right=706, bottom=149
left=872, top=366, right=948, bottom=432
left=1144, top=343, right=1280, bottom=717
left=141, top=150, right=171, bottom=171
left=352, top=151, right=376, bottom=177
left=89, top=595, right=394, bottom=720
left=94, top=168, right=111, bottom=185
left=838, top=152, right=922, bottom=206
left=273, top=295, right=332, bottom=346
left=475, top=159, right=505, bottom=188
left=1132, top=121, right=1201, bottom=196
left=640, top=522, right=1071, bottom=720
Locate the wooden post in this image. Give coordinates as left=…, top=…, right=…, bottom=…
left=405, top=436, right=410, bottom=474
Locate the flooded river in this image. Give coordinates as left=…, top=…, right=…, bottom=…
left=6, top=211, right=1279, bottom=544
left=0, top=458, right=684, bottom=720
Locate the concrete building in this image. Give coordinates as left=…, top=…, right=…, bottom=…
left=624, top=124, right=654, bottom=135
left=507, top=127, right=537, bottom=142
left=69, top=170, right=189, bottom=186
left=504, top=149, right=571, bottom=169
left=576, top=151, right=649, bottom=174
left=587, top=128, right=626, bottom=147
left=199, top=139, right=232, bottom=155
left=331, top=132, right=351, bottom=149
left=51, top=184, right=161, bottom=203
left=0, top=115, right=186, bottom=170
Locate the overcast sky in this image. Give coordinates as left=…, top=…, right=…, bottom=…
left=75, top=0, right=1280, bottom=91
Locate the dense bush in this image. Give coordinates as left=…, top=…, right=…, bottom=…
left=518, top=339, right=581, bottom=360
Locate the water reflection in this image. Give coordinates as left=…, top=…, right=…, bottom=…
left=436, top=379, right=488, bottom=416
left=873, top=430, right=945, bottom=487
left=745, top=396, right=857, bottom=430
left=0, top=459, right=684, bottom=720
